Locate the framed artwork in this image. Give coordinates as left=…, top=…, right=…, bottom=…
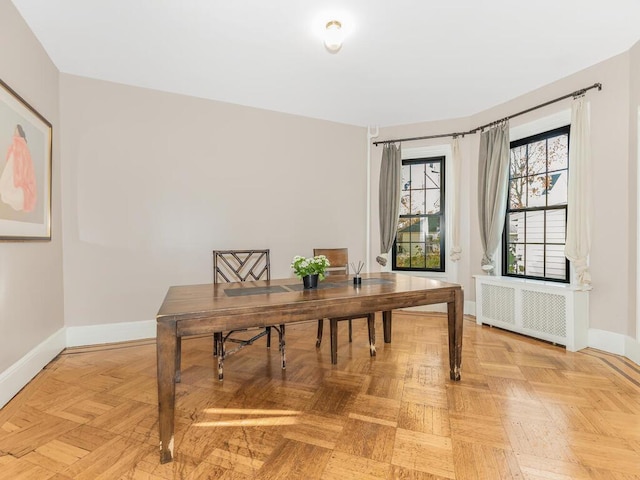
left=0, top=78, right=52, bottom=240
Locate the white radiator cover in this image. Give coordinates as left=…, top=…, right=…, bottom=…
left=474, top=275, right=589, bottom=351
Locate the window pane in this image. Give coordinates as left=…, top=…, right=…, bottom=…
left=546, top=209, right=566, bottom=243
left=548, top=134, right=568, bottom=171
left=527, top=140, right=546, bottom=175
left=410, top=243, right=427, bottom=268
left=411, top=163, right=425, bottom=189
left=395, top=243, right=411, bottom=268
left=510, top=145, right=527, bottom=178
left=426, top=217, right=441, bottom=269
left=399, top=193, right=410, bottom=215
left=546, top=245, right=566, bottom=280
left=506, top=243, right=525, bottom=275
left=526, top=210, right=544, bottom=243
left=425, top=162, right=440, bottom=188
left=546, top=172, right=567, bottom=206
left=425, top=189, right=440, bottom=214
left=525, top=244, right=545, bottom=277
left=527, top=174, right=546, bottom=207
left=411, top=190, right=426, bottom=215
left=507, top=212, right=525, bottom=243
left=509, top=178, right=526, bottom=209
left=402, top=165, right=411, bottom=191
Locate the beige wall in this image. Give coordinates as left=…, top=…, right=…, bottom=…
left=374, top=52, right=635, bottom=337
left=630, top=40, right=640, bottom=340
left=0, top=1, right=64, bottom=372
left=59, top=75, right=367, bottom=327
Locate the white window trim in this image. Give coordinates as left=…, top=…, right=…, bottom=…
left=389, top=144, right=455, bottom=282
left=498, top=108, right=572, bottom=284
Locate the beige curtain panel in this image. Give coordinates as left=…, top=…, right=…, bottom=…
left=565, top=96, right=592, bottom=288
left=477, top=122, right=510, bottom=274
left=377, top=143, right=401, bottom=266
left=450, top=137, right=462, bottom=262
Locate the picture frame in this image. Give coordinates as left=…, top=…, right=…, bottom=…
left=0, top=78, right=52, bottom=240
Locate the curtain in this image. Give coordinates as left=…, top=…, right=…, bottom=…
left=450, top=137, right=462, bottom=262
left=477, top=122, right=510, bottom=274
left=377, top=143, right=402, bottom=266
left=565, top=96, right=592, bottom=288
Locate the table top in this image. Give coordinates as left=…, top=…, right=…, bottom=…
left=157, top=273, right=461, bottom=333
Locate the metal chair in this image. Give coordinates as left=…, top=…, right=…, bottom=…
left=313, top=248, right=375, bottom=364
left=212, top=249, right=285, bottom=380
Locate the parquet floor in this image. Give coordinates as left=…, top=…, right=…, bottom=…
left=1, top=311, right=640, bottom=479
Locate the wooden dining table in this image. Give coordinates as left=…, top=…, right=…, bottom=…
left=155, top=272, right=464, bottom=463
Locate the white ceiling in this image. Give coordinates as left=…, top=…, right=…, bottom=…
left=11, top=0, right=640, bottom=127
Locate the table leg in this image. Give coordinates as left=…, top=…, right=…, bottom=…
left=175, top=337, right=181, bottom=383
left=382, top=311, right=392, bottom=343
left=330, top=318, right=338, bottom=364
left=367, top=313, right=376, bottom=357
left=447, top=287, right=464, bottom=381
left=157, top=319, right=178, bottom=463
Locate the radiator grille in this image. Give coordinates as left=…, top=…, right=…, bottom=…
left=522, top=290, right=566, bottom=337
left=481, top=284, right=515, bottom=325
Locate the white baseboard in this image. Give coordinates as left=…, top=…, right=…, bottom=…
left=588, top=328, right=626, bottom=356
left=66, top=319, right=156, bottom=347
left=625, top=335, right=640, bottom=365
left=0, top=328, right=66, bottom=409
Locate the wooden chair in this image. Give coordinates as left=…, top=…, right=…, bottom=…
left=313, top=248, right=375, bottom=364
left=212, top=249, right=285, bottom=380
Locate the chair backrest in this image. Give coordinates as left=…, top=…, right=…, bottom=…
left=313, top=248, right=349, bottom=276
left=213, top=249, right=270, bottom=284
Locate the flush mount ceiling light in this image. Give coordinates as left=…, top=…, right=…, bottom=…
left=324, top=20, right=343, bottom=53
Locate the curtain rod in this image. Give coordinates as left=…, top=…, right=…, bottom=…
left=372, top=82, right=602, bottom=146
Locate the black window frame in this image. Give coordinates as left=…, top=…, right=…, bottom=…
left=502, top=125, right=570, bottom=283
left=392, top=155, right=445, bottom=273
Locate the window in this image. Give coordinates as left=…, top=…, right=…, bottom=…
left=393, top=156, right=445, bottom=272
left=503, top=126, right=570, bottom=282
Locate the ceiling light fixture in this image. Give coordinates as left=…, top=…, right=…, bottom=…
left=324, top=20, right=343, bottom=53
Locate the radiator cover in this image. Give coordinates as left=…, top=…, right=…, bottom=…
left=474, top=275, right=589, bottom=351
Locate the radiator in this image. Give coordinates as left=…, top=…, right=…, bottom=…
left=474, top=275, right=589, bottom=351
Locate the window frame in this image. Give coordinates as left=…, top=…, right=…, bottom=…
left=392, top=155, right=446, bottom=273
left=502, top=125, right=571, bottom=283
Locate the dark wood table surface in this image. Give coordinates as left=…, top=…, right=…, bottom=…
left=155, top=272, right=464, bottom=463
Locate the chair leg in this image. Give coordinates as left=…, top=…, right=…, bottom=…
left=216, top=334, right=225, bottom=381
left=316, top=319, right=324, bottom=348
left=266, top=326, right=272, bottom=348
left=213, top=332, right=220, bottom=356
left=279, top=324, right=286, bottom=370
left=330, top=318, right=338, bottom=364
left=348, top=319, right=353, bottom=343
left=383, top=311, right=393, bottom=343
left=367, top=313, right=376, bottom=357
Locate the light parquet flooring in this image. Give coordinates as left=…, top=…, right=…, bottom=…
left=1, top=311, right=640, bottom=479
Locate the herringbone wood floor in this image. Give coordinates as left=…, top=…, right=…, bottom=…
left=1, top=311, right=640, bottom=479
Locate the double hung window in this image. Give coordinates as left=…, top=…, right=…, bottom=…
left=503, top=126, right=570, bottom=282
left=393, top=156, right=445, bottom=272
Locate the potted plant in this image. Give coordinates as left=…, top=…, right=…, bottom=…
left=291, top=255, right=330, bottom=289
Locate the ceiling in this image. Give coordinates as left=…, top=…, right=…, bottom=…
left=11, top=0, right=640, bottom=127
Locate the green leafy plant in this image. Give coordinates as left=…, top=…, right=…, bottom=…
left=291, top=255, right=330, bottom=280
